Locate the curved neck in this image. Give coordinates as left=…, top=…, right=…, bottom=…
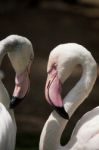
left=0, top=40, right=10, bottom=108
left=0, top=80, right=10, bottom=108
left=39, top=111, right=68, bottom=150
left=39, top=51, right=97, bottom=150
left=0, top=40, right=13, bottom=109
left=64, top=54, right=97, bottom=118
left=0, top=62, right=14, bottom=119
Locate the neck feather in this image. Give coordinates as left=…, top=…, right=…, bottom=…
left=0, top=80, right=10, bottom=108
left=0, top=38, right=16, bottom=126
left=0, top=40, right=10, bottom=107
left=64, top=52, right=97, bottom=117
left=39, top=111, right=68, bottom=150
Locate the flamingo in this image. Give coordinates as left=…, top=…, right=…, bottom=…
left=0, top=35, right=33, bottom=150
left=39, top=43, right=98, bottom=150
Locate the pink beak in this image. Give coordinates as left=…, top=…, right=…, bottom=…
left=10, top=62, right=32, bottom=109
left=45, top=67, right=69, bottom=120
left=45, top=68, right=63, bottom=107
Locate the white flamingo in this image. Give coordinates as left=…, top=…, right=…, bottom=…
left=0, top=35, right=33, bottom=150
left=39, top=43, right=98, bottom=150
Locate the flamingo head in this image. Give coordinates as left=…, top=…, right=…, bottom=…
left=45, top=44, right=79, bottom=119
left=6, top=35, right=34, bottom=109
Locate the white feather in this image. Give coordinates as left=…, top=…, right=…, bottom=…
left=0, top=103, right=15, bottom=150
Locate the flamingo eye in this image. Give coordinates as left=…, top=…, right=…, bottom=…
left=47, top=63, right=57, bottom=74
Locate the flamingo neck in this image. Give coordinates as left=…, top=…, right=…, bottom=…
left=64, top=54, right=97, bottom=118
left=0, top=77, right=15, bottom=122
left=0, top=40, right=14, bottom=111
left=0, top=80, right=10, bottom=108
left=40, top=51, right=97, bottom=150
left=0, top=40, right=10, bottom=108
left=39, top=111, right=68, bottom=150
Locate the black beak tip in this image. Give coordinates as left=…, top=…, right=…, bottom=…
left=9, top=96, right=23, bottom=109
left=54, top=106, right=69, bottom=120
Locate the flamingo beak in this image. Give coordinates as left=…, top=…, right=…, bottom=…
left=45, top=70, right=69, bottom=120
left=9, top=64, right=31, bottom=109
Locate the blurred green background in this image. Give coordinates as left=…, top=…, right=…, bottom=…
left=0, top=0, right=99, bottom=149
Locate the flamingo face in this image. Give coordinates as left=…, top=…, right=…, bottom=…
left=10, top=56, right=33, bottom=109
left=45, top=44, right=82, bottom=119
left=6, top=35, right=34, bottom=109
left=45, top=64, right=62, bottom=107
left=45, top=64, right=69, bottom=120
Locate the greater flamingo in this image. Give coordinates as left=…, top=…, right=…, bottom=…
left=39, top=43, right=98, bottom=150
left=0, top=35, right=33, bottom=150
